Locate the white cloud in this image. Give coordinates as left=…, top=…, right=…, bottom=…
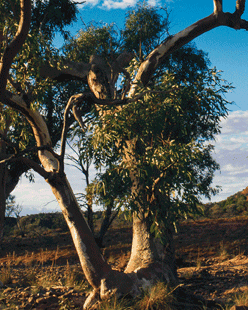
left=204, top=110, right=248, bottom=203
left=79, top=0, right=100, bottom=7
left=79, top=0, right=165, bottom=9
left=101, top=0, right=136, bottom=9
left=220, top=111, right=248, bottom=134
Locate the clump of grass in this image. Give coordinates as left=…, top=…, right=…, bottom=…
left=231, top=289, right=248, bottom=307
left=19, top=268, right=38, bottom=287
left=63, top=261, right=86, bottom=288
left=97, top=282, right=181, bottom=310
left=99, top=295, right=132, bottom=310
left=0, top=266, right=12, bottom=285
left=218, top=241, right=230, bottom=260
left=58, top=296, right=74, bottom=310
left=136, top=282, right=178, bottom=310
left=0, top=256, right=12, bottom=285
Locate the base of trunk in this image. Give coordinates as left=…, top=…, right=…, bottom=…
left=83, top=261, right=178, bottom=309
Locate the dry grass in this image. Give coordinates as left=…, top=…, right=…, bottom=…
left=232, top=289, right=248, bottom=307
left=136, top=282, right=178, bottom=310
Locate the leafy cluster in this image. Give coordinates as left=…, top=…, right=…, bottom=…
left=91, top=60, right=231, bottom=239
left=61, top=3, right=232, bottom=241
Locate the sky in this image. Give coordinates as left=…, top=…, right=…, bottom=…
left=12, top=0, right=248, bottom=215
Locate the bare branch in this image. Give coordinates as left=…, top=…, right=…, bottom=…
left=0, top=144, right=59, bottom=165
left=13, top=157, right=50, bottom=180
left=60, top=94, right=85, bottom=167
left=3, top=91, right=59, bottom=173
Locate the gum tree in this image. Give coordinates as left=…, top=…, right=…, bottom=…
left=1, top=0, right=248, bottom=308
left=0, top=0, right=78, bottom=240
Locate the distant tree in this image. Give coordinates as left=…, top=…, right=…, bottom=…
left=1, top=0, right=248, bottom=308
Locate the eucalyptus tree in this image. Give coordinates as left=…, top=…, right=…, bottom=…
left=63, top=4, right=229, bottom=275
left=1, top=0, right=248, bottom=309
left=0, top=0, right=78, bottom=239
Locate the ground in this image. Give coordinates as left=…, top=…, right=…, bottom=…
left=0, top=216, right=248, bottom=309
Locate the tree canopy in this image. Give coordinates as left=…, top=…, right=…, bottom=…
left=63, top=5, right=232, bottom=241
left=0, top=0, right=247, bottom=308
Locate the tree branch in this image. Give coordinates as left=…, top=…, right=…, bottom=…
left=39, top=61, right=91, bottom=82
left=213, top=0, right=223, bottom=14
left=129, top=1, right=248, bottom=97
left=11, top=157, right=50, bottom=180
left=60, top=95, right=77, bottom=169
left=235, top=0, right=246, bottom=17
left=0, top=144, right=59, bottom=164
left=0, top=0, right=31, bottom=96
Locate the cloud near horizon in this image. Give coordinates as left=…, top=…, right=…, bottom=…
left=207, top=110, right=248, bottom=203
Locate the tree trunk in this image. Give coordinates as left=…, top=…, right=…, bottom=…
left=0, top=136, right=7, bottom=242
left=95, top=202, right=116, bottom=247
left=124, top=166, right=178, bottom=284
left=46, top=172, right=137, bottom=308
left=124, top=211, right=178, bottom=286
left=86, top=186, right=94, bottom=235
left=125, top=212, right=159, bottom=273
left=0, top=162, right=6, bottom=242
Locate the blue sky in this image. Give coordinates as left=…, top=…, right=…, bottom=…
left=12, top=0, right=248, bottom=215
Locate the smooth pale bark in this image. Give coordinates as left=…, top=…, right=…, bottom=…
left=125, top=212, right=159, bottom=274
left=129, top=11, right=248, bottom=96
left=46, top=173, right=111, bottom=288
left=124, top=168, right=178, bottom=285
left=40, top=3, right=248, bottom=99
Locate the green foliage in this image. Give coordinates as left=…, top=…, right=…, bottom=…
left=62, top=2, right=232, bottom=243
left=0, top=0, right=81, bottom=201
left=91, top=57, right=230, bottom=242
left=21, top=212, right=68, bottom=230
left=63, top=22, right=119, bottom=63
left=5, top=212, right=69, bottom=238
left=31, top=0, right=78, bottom=39
left=122, top=2, right=169, bottom=59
